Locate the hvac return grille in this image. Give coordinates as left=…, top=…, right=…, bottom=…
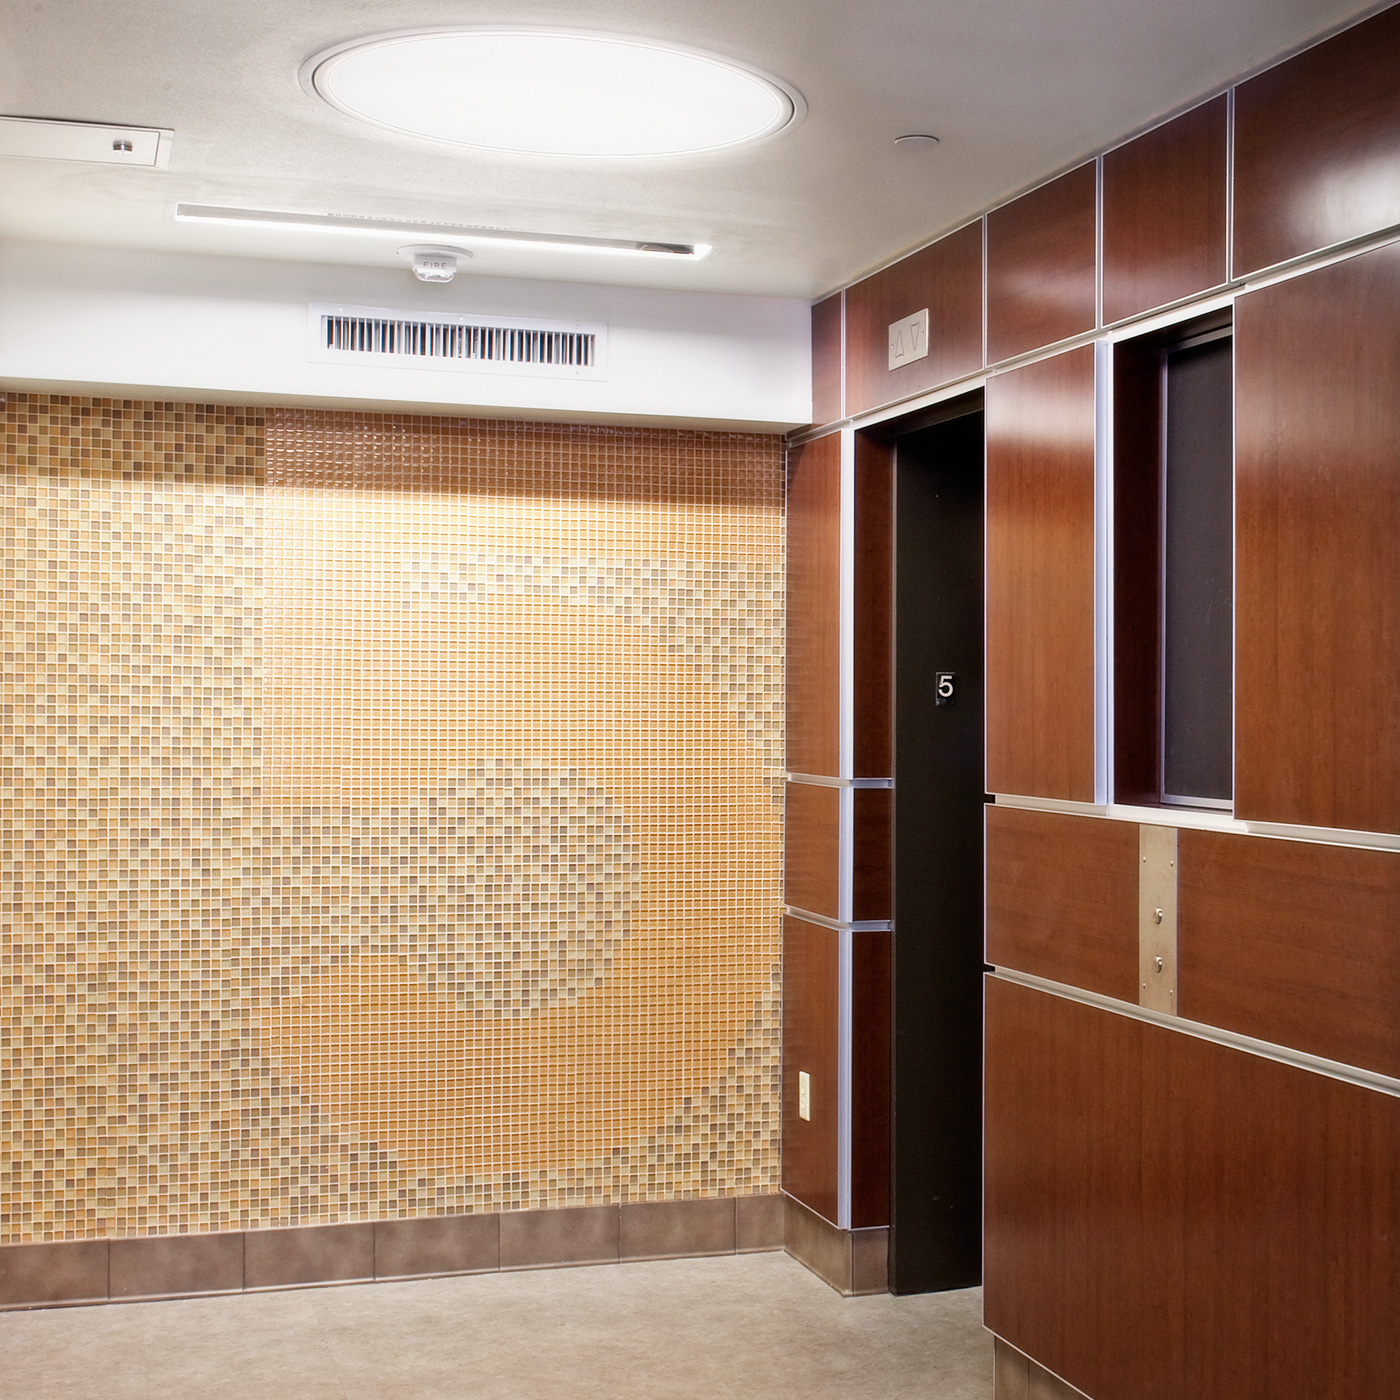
left=308, top=303, right=607, bottom=379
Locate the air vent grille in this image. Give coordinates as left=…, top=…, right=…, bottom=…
left=308, top=303, right=607, bottom=379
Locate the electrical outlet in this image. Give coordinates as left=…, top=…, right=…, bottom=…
left=798, top=1070, right=811, bottom=1121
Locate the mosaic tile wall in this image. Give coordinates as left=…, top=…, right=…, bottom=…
left=0, top=395, right=784, bottom=1242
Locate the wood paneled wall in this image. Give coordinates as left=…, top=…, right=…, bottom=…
left=1235, top=242, right=1400, bottom=835
left=811, top=293, right=843, bottom=428
left=985, top=347, right=1097, bottom=801
left=784, top=782, right=841, bottom=919
left=845, top=222, right=984, bottom=418
left=792, top=0, right=1400, bottom=1345
left=985, top=976, right=1400, bottom=1400
left=986, top=164, right=1098, bottom=364
left=786, top=433, right=842, bottom=777
left=1234, top=3, right=1400, bottom=277
left=782, top=918, right=840, bottom=1222
left=984, top=806, right=1138, bottom=1002
left=808, top=5, right=1400, bottom=430
left=1102, top=96, right=1227, bottom=325
left=1179, top=829, right=1400, bottom=1078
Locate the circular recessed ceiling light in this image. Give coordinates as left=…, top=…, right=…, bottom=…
left=303, top=29, right=803, bottom=158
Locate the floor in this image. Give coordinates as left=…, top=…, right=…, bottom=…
left=0, top=1250, right=992, bottom=1399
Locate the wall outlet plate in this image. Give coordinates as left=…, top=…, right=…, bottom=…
left=798, top=1070, right=811, bottom=1121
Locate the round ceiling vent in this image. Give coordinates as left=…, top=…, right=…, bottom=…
left=302, top=28, right=805, bottom=158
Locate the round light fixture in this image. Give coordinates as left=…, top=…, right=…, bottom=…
left=303, top=29, right=803, bottom=158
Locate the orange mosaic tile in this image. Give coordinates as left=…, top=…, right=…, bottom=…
left=0, top=394, right=783, bottom=1241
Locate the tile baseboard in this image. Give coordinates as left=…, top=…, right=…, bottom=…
left=782, top=1193, right=889, bottom=1296
left=992, top=1336, right=1091, bottom=1400
left=0, top=1194, right=787, bottom=1311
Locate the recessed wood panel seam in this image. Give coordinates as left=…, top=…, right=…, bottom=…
left=990, top=969, right=1400, bottom=1100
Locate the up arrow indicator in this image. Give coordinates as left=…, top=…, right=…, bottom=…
left=888, top=308, right=931, bottom=370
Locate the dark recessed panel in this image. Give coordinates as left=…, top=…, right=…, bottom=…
left=787, top=432, right=842, bottom=777
left=985, top=976, right=1400, bottom=1400
left=784, top=781, right=841, bottom=919
left=1102, top=96, right=1228, bottom=325
left=1179, top=829, right=1400, bottom=1076
left=986, top=164, right=1098, bottom=363
left=985, top=347, right=1097, bottom=801
left=845, top=222, right=984, bottom=417
left=1235, top=245, right=1400, bottom=834
left=811, top=293, right=843, bottom=428
left=984, top=805, right=1139, bottom=1002
left=782, top=916, right=840, bottom=1224
left=1234, top=5, right=1400, bottom=277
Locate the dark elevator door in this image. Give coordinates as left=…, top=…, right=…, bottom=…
left=890, top=407, right=986, bottom=1294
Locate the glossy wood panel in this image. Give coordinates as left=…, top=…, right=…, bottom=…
left=985, top=975, right=1400, bottom=1400
left=986, top=164, right=1097, bottom=364
left=985, top=347, right=1098, bottom=801
left=1235, top=246, right=1400, bottom=833
left=1179, top=828, right=1400, bottom=1076
left=854, top=432, right=893, bottom=777
left=782, top=917, right=840, bottom=1223
left=852, top=787, right=891, bottom=922
left=811, top=293, right=843, bottom=429
left=851, top=930, right=892, bottom=1229
left=1102, top=96, right=1227, bottom=325
left=786, top=432, right=842, bottom=777
left=984, top=805, right=1139, bottom=1002
left=784, top=781, right=841, bottom=919
left=844, top=222, right=984, bottom=418
left=1234, top=5, right=1400, bottom=278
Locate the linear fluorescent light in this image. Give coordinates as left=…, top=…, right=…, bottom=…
left=173, top=203, right=710, bottom=258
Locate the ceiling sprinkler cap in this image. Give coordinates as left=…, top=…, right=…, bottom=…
left=397, top=243, right=473, bottom=283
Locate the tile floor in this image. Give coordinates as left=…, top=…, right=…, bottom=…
left=0, top=1250, right=992, bottom=1399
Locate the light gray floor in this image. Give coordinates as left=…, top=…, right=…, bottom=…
left=0, top=1251, right=992, bottom=1400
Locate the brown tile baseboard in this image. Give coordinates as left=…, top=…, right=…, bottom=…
left=0, top=1194, right=785, bottom=1311
left=782, top=1193, right=889, bottom=1296
left=992, top=1337, right=1090, bottom=1400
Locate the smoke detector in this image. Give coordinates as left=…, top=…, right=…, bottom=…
left=398, top=244, right=472, bottom=283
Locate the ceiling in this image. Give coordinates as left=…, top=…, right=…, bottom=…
left=0, top=0, right=1379, bottom=300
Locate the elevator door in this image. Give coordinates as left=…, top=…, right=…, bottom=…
left=890, top=407, right=986, bottom=1294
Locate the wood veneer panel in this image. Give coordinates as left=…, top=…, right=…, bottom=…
left=1102, top=96, right=1227, bottom=325
left=1179, top=828, right=1400, bottom=1076
left=985, top=347, right=1097, bottom=801
left=852, top=787, right=891, bottom=922
left=854, top=432, right=893, bottom=777
left=1235, top=246, right=1400, bottom=833
left=851, top=931, right=891, bottom=1228
left=782, top=917, right=840, bottom=1223
left=787, top=433, right=842, bottom=776
left=984, top=805, right=1138, bottom=1001
left=784, top=781, right=840, bottom=919
left=811, top=293, right=843, bottom=428
left=845, top=222, right=984, bottom=417
left=986, top=164, right=1097, bottom=364
left=1234, top=5, right=1400, bottom=278
left=985, top=975, right=1400, bottom=1400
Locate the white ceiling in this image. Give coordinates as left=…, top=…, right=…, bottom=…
left=0, top=0, right=1380, bottom=300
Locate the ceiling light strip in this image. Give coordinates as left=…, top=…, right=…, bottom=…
left=173, top=203, right=708, bottom=258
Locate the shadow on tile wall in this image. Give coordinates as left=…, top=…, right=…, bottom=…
left=0, top=396, right=784, bottom=1243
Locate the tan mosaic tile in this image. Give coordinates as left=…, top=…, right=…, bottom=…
left=0, top=395, right=783, bottom=1241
